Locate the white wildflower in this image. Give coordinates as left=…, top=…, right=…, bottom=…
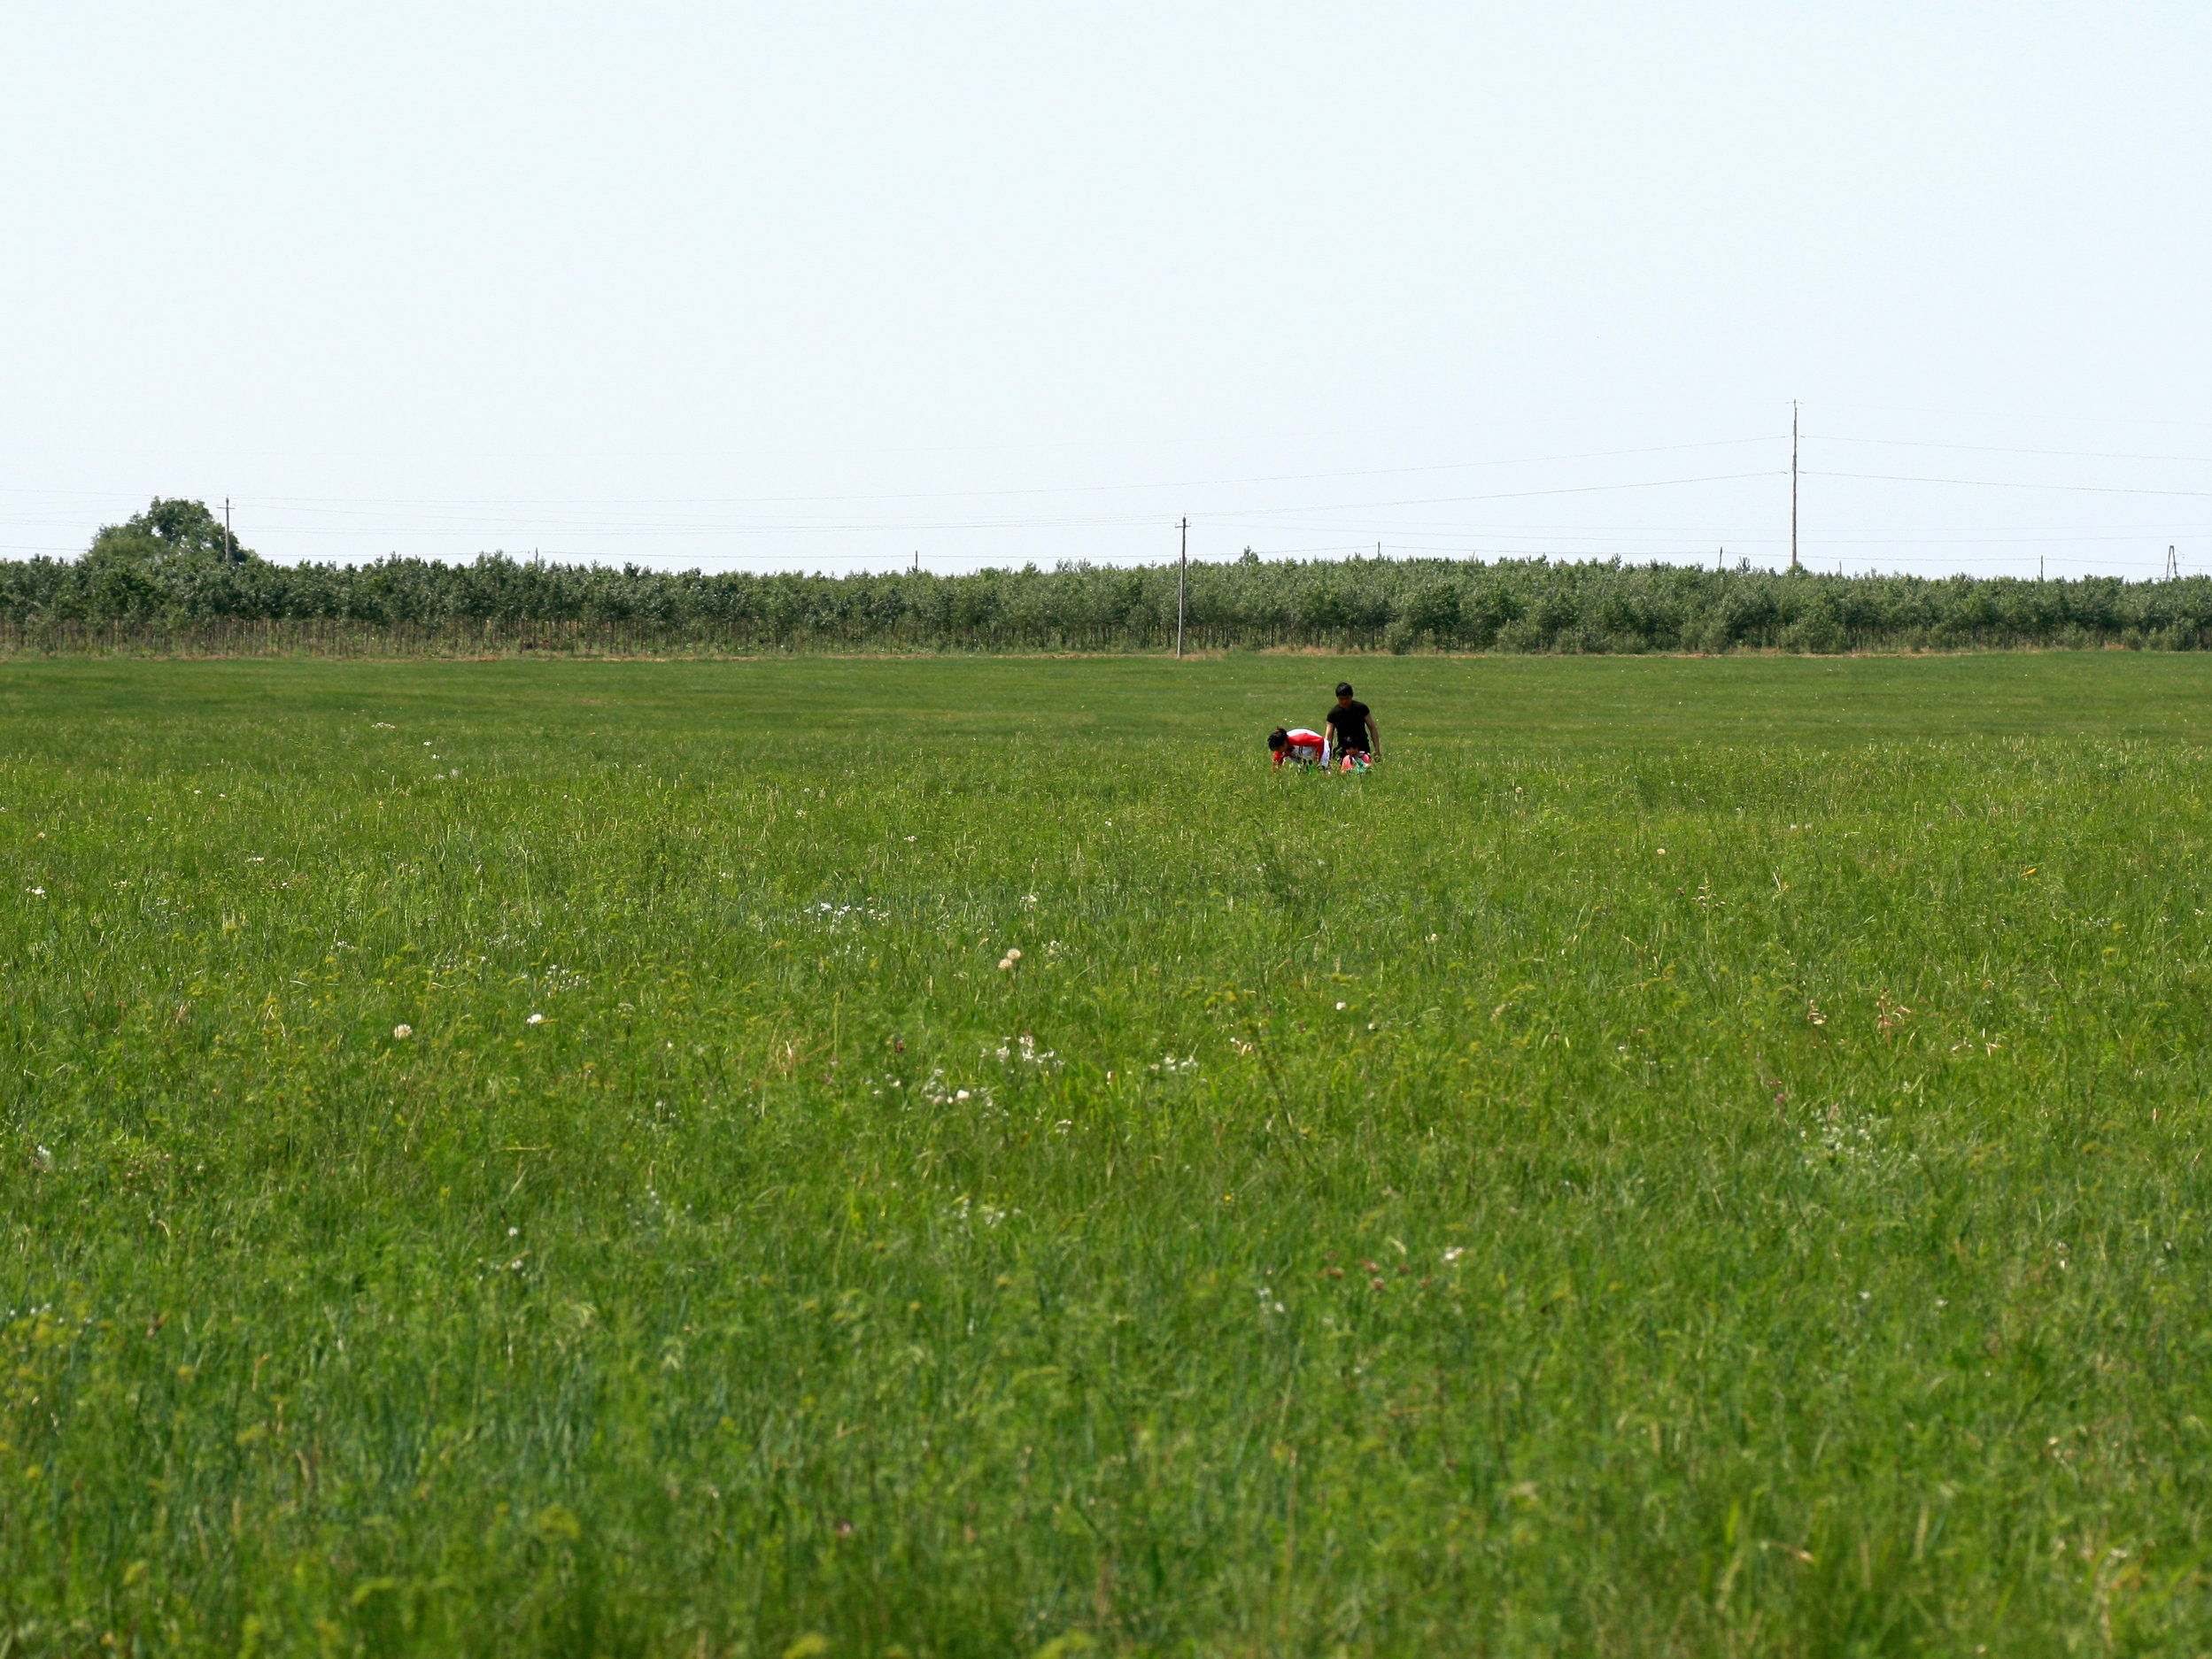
left=526, top=1013, right=545, bottom=1025
left=392, top=1023, right=414, bottom=1039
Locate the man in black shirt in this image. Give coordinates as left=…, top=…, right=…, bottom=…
left=1325, top=682, right=1379, bottom=763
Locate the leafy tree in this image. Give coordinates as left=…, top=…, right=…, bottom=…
left=1404, top=580, right=1462, bottom=641
left=85, top=498, right=251, bottom=571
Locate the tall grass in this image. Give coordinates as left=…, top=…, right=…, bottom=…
left=4, top=653, right=2211, bottom=1655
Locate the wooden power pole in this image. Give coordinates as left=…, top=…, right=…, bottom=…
left=1176, top=517, right=1188, bottom=659
left=1790, top=403, right=1800, bottom=571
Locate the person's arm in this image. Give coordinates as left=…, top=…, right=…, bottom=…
left=1365, top=711, right=1380, bottom=756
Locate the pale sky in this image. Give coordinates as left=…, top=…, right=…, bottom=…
left=5, top=4, right=2209, bottom=578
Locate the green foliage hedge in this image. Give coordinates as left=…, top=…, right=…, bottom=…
left=5, top=498, right=2208, bottom=653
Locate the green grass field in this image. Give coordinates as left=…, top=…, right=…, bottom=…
left=6, top=652, right=2212, bottom=1657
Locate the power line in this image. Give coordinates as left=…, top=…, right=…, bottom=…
left=0, top=468, right=1784, bottom=543
left=1811, top=434, right=2212, bottom=467
left=1805, top=469, right=2212, bottom=500
left=10, top=418, right=2209, bottom=576
left=0, top=435, right=1790, bottom=511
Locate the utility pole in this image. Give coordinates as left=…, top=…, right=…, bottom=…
left=1790, top=402, right=1800, bottom=571
left=1176, top=517, right=1188, bottom=660
left=224, top=497, right=235, bottom=566
left=2167, top=544, right=2180, bottom=581
left=912, top=551, right=919, bottom=575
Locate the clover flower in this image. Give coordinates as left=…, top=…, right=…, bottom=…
left=393, top=1023, right=414, bottom=1039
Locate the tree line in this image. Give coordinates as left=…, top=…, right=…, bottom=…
left=4, top=498, right=2208, bottom=655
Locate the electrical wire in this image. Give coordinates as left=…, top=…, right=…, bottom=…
left=1810, top=434, right=2212, bottom=468
left=7, top=422, right=2209, bottom=574
left=0, top=436, right=1789, bottom=512
left=1804, top=469, right=2212, bottom=500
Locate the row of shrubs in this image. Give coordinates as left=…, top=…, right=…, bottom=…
left=4, top=498, right=2208, bottom=654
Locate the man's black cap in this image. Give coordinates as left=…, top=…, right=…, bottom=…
left=1335, top=682, right=1354, bottom=697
